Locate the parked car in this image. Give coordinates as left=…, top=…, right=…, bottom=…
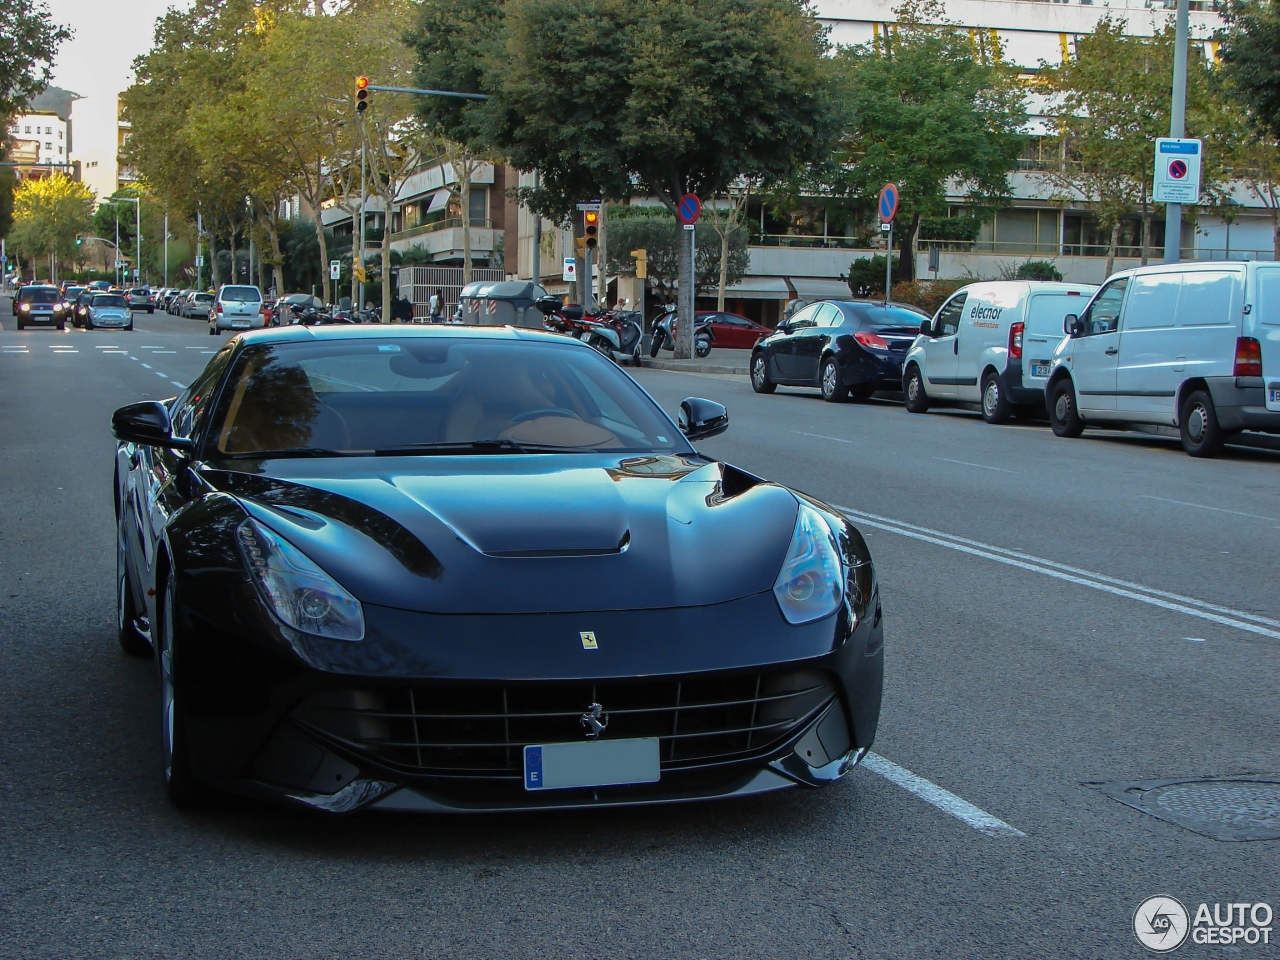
left=13, top=285, right=69, bottom=330
left=171, top=289, right=194, bottom=315
left=186, top=292, right=215, bottom=320
left=209, top=284, right=265, bottom=334
left=751, top=299, right=927, bottom=402
left=902, top=281, right=1098, bottom=423
left=697, top=311, right=773, bottom=349
left=1046, top=261, right=1280, bottom=457
left=85, top=293, right=134, bottom=330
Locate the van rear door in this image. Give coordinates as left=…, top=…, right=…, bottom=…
left=1256, top=266, right=1280, bottom=413
left=1023, top=290, right=1091, bottom=393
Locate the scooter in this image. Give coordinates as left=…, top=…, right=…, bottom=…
left=649, top=304, right=712, bottom=358
left=579, top=300, right=644, bottom=366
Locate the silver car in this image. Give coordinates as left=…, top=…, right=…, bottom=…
left=210, top=284, right=264, bottom=334
left=86, top=294, right=134, bottom=330
left=186, top=292, right=215, bottom=320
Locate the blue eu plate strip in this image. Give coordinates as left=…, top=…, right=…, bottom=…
left=524, top=746, right=543, bottom=790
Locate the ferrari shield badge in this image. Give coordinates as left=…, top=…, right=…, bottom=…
left=580, top=631, right=598, bottom=650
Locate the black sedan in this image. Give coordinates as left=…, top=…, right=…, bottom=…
left=112, top=325, right=883, bottom=813
left=751, top=299, right=928, bottom=402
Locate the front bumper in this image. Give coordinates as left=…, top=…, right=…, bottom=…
left=1205, top=376, right=1280, bottom=434
left=18, top=310, right=62, bottom=324
left=175, top=581, right=884, bottom=814
left=90, top=314, right=131, bottom=327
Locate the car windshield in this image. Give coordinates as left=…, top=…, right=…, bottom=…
left=65, top=287, right=85, bottom=298
left=853, top=305, right=928, bottom=332
left=20, top=288, right=59, bottom=304
left=221, top=286, right=261, bottom=302
left=129, top=289, right=148, bottom=296
left=194, top=293, right=214, bottom=302
left=92, top=295, right=127, bottom=308
left=207, top=337, right=691, bottom=458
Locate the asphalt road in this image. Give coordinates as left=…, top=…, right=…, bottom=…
left=0, top=304, right=1276, bottom=959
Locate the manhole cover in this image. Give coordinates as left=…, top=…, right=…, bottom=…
left=1095, top=778, right=1280, bottom=841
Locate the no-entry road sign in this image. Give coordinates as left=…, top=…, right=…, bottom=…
left=677, top=193, right=702, bottom=225
left=879, top=183, right=899, bottom=224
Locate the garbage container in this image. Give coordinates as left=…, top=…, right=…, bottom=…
left=458, top=281, right=550, bottom=328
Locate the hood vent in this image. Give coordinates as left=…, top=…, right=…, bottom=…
left=487, top=528, right=631, bottom=559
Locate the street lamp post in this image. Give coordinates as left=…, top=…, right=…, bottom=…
left=116, top=197, right=141, bottom=284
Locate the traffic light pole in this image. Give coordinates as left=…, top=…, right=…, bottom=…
left=357, top=125, right=366, bottom=314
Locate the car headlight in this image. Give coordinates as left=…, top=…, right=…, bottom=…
left=773, top=502, right=844, bottom=625
left=236, top=518, right=365, bottom=641
left=18, top=302, right=29, bottom=311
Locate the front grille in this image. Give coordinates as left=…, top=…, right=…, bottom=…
left=294, top=670, right=836, bottom=780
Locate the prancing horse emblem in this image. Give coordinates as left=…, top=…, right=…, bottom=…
left=580, top=702, right=609, bottom=739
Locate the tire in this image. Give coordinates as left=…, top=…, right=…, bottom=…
left=850, top=384, right=876, bottom=401
left=85, top=319, right=94, bottom=330
left=694, top=336, right=711, bottom=359
left=589, top=334, right=615, bottom=361
left=157, top=575, right=199, bottom=807
left=117, top=524, right=151, bottom=657
left=1179, top=388, right=1225, bottom=458
left=750, top=352, right=776, bottom=394
left=820, top=357, right=849, bottom=402
left=903, top=365, right=930, bottom=414
left=125, top=323, right=134, bottom=331
left=1048, top=379, right=1085, bottom=438
left=980, top=370, right=1012, bottom=424
left=15, top=320, right=23, bottom=331
left=57, top=320, right=65, bottom=331
left=649, top=331, right=665, bottom=357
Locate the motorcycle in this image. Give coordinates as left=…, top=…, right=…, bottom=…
left=579, top=299, right=644, bottom=366
left=288, top=303, right=352, bottom=326
left=535, top=295, right=590, bottom=337
left=648, top=304, right=713, bottom=358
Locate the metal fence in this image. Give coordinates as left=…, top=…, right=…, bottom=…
left=397, top=265, right=506, bottom=320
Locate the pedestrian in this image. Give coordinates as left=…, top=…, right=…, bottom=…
left=429, top=288, right=444, bottom=323
left=394, top=294, right=414, bottom=323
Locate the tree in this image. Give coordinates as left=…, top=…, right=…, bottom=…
left=0, top=0, right=71, bottom=127
left=8, top=174, right=94, bottom=281
left=604, top=205, right=746, bottom=308
left=831, top=0, right=1026, bottom=282
left=1042, top=17, right=1235, bottom=273
left=1217, top=0, right=1280, bottom=140
left=410, top=0, right=840, bottom=356
left=702, top=185, right=755, bottom=310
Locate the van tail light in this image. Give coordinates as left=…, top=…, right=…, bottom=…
left=853, top=331, right=888, bottom=350
left=1009, top=321, right=1024, bottom=361
left=1234, top=337, right=1262, bottom=377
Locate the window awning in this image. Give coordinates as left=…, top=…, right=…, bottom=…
left=425, top=188, right=451, bottom=214
left=788, top=278, right=851, bottom=298
left=722, top=276, right=791, bottom=299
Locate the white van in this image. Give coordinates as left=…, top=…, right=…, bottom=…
left=1046, top=261, right=1280, bottom=457
left=903, top=281, right=1098, bottom=422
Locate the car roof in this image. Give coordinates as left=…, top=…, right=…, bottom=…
left=819, top=299, right=930, bottom=317
left=233, top=323, right=576, bottom=348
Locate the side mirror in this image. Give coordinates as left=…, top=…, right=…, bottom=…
left=776, top=321, right=791, bottom=334
left=112, top=401, right=193, bottom=451
left=1064, top=314, right=1084, bottom=336
left=678, top=398, right=729, bottom=441
left=919, top=319, right=933, bottom=337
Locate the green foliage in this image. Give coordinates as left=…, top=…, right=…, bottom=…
left=846, top=254, right=900, bottom=297
left=919, top=215, right=983, bottom=242
left=0, top=149, right=14, bottom=239
left=829, top=3, right=1026, bottom=278
left=890, top=278, right=965, bottom=313
left=1218, top=0, right=1280, bottom=141
left=1012, top=259, right=1064, bottom=282
left=0, top=0, right=71, bottom=127
left=8, top=173, right=94, bottom=267
left=604, top=205, right=747, bottom=301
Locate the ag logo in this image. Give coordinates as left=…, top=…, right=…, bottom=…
left=579, top=631, right=598, bottom=650
left=1135, top=896, right=1190, bottom=952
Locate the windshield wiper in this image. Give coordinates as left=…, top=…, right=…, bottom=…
left=222, top=448, right=357, bottom=460
left=374, top=439, right=542, bottom=456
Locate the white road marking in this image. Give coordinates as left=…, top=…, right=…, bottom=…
left=149, top=350, right=177, bottom=354
left=861, top=753, right=1026, bottom=838
left=93, top=345, right=118, bottom=349
left=154, top=371, right=169, bottom=379
left=184, top=346, right=205, bottom=350
left=139, top=345, right=162, bottom=348
left=932, top=457, right=1018, bottom=474
left=102, top=349, right=127, bottom=353
left=50, top=348, right=78, bottom=353
left=1184, top=637, right=1207, bottom=643
left=140, top=363, right=152, bottom=369
left=1141, top=494, right=1279, bottom=523
left=170, top=380, right=185, bottom=388
left=837, top=506, right=1280, bottom=640
left=796, top=431, right=853, bottom=444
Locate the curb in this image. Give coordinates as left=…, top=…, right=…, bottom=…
left=637, top=358, right=748, bottom=375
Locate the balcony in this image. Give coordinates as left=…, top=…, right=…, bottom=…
left=388, top=219, right=495, bottom=261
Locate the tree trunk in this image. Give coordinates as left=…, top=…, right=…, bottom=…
left=1140, top=208, right=1151, bottom=266
left=381, top=231, right=392, bottom=324
left=675, top=221, right=693, bottom=360
left=229, top=230, right=238, bottom=284
left=717, top=228, right=730, bottom=311
left=1104, top=220, right=1120, bottom=278
left=897, top=212, right=920, bottom=283
left=461, top=170, right=472, bottom=285
left=208, top=233, right=221, bottom=288
left=1273, top=206, right=1279, bottom=261
left=314, top=215, right=330, bottom=305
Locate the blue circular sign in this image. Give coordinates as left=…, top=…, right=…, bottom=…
left=677, top=193, right=702, bottom=225
left=879, top=184, right=899, bottom=223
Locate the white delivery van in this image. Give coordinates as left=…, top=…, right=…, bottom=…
left=903, top=281, right=1098, bottom=422
left=1046, top=261, right=1280, bottom=457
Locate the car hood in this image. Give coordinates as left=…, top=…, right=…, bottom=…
left=203, top=454, right=800, bottom=615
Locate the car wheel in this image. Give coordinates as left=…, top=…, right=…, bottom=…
left=15, top=320, right=23, bottom=330
left=649, top=331, right=665, bottom=358
left=981, top=371, right=1012, bottom=424
left=750, top=352, right=776, bottom=394
left=1049, top=379, right=1085, bottom=438
left=850, top=384, right=876, bottom=401
left=1179, top=388, right=1225, bottom=458
left=85, top=319, right=94, bottom=330
left=158, top=576, right=199, bottom=807
left=903, top=365, right=929, bottom=413
left=820, top=358, right=849, bottom=402
left=117, top=525, right=151, bottom=658
left=125, top=323, right=134, bottom=331
left=56, top=320, right=65, bottom=331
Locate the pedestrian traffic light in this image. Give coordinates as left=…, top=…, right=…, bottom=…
left=355, top=76, right=370, bottom=114
left=631, top=248, right=647, bottom=280
left=584, top=210, right=599, bottom=250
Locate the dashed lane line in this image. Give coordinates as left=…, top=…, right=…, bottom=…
left=1140, top=494, right=1279, bottom=524
left=932, top=456, right=1018, bottom=474
left=170, top=380, right=185, bottom=388
left=860, top=753, right=1026, bottom=838
left=796, top=431, right=854, bottom=444
left=140, top=363, right=152, bottom=369
left=837, top=505, right=1280, bottom=640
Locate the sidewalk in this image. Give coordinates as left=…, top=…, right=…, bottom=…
left=637, top=353, right=749, bottom=376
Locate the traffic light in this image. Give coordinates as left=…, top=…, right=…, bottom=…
left=355, top=76, right=370, bottom=114
left=584, top=210, right=599, bottom=250
left=75, top=237, right=82, bottom=247
left=353, top=265, right=367, bottom=283
left=631, top=248, right=647, bottom=280
left=574, top=236, right=587, bottom=256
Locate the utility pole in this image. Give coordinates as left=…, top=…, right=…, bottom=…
left=114, top=212, right=120, bottom=287
left=1163, top=0, right=1190, bottom=264
left=530, top=170, right=541, bottom=288
left=196, top=209, right=204, bottom=290
left=163, top=213, right=169, bottom=287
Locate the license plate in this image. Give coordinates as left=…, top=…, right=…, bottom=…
left=232, top=322, right=250, bottom=329
left=1030, top=363, right=1051, bottom=378
left=523, top=737, right=660, bottom=791
left=1269, top=385, right=1280, bottom=404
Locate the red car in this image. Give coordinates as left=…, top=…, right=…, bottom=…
left=696, top=310, right=772, bottom=348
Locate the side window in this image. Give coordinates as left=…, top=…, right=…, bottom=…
left=1257, top=269, right=1280, bottom=327
left=934, top=294, right=967, bottom=336
left=1080, top=279, right=1128, bottom=335
left=788, top=304, right=820, bottom=328
left=171, top=345, right=235, bottom=441
left=1123, top=274, right=1181, bottom=331
left=816, top=304, right=843, bottom=327
left=1176, top=271, right=1237, bottom=327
